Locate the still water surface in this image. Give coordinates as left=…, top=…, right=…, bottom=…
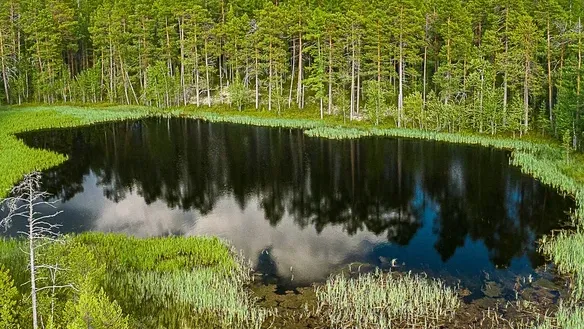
left=12, top=118, right=574, bottom=294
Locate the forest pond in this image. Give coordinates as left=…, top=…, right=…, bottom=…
left=9, top=118, right=576, bottom=299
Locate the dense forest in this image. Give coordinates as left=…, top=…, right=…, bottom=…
left=0, top=0, right=583, bottom=142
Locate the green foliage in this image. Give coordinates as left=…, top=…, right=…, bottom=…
left=0, top=0, right=582, bottom=141
left=0, top=232, right=268, bottom=328
left=0, top=266, right=19, bottom=328
left=64, top=285, right=129, bottom=329
left=3, top=104, right=584, bottom=326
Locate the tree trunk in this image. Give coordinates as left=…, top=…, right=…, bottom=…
left=547, top=18, right=553, bottom=122
left=205, top=39, right=211, bottom=107
left=356, top=38, right=361, bottom=115
left=524, top=56, right=529, bottom=131
left=255, top=46, right=259, bottom=109
left=289, top=38, right=295, bottom=108
left=503, top=8, right=508, bottom=126
left=28, top=180, right=38, bottom=329
left=179, top=18, right=187, bottom=105
left=398, top=13, right=404, bottom=128
left=0, top=30, right=10, bottom=104
left=350, top=27, right=355, bottom=121
left=195, top=31, right=200, bottom=107
left=269, top=41, right=273, bottom=112
left=328, top=35, right=333, bottom=115
left=297, top=30, right=303, bottom=108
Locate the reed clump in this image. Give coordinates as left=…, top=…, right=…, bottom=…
left=69, top=233, right=271, bottom=328
left=315, top=270, right=460, bottom=329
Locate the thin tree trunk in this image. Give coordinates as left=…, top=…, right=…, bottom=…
left=297, top=29, right=303, bottom=108
left=576, top=17, right=582, bottom=148
left=350, top=26, right=355, bottom=121
left=480, top=68, right=484, bottom=133
left=205, top=39, right=211, bottom=107
left=398, top=10, right=404, bottom=128
left=269, top=41, right=273, bottom=112
left=356, top=38, right=361, bottom=115
left=547, top=18, right=553, bottom=121
left=289, top=38, right=296, bottom=107
left=194, top=34, right=200, bottom=107
left=328, top=35, right=333, bottom=115
left=180, top=18, right=187, bottom=105
left=0, top=30, right=10, bottom=104
left=524, top=55, right=529, bottom=131
left=503, top=8, right=509, bottom=125
left=28, top=180, right=38, bottom=329
left=255, top=46, right=259, bottom=109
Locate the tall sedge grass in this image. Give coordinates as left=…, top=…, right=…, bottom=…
left=540, top=231, right=584, bottom=300
left=110, top=269, right=270, bottom=329
left=533, top=303, right=584, bottom=329
left=70, top=233, right=271, bottom=327
left=0, top=233, right=271, bottom=328
left=315, top=270, right=460, bottom=329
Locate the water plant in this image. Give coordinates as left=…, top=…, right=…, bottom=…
left=315, top=270, right=460, bottom=329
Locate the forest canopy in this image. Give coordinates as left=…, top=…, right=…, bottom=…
left=0, top=0, right=583, bottom=144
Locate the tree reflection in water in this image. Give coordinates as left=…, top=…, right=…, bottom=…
left=15, top=118, right=574, bottom=287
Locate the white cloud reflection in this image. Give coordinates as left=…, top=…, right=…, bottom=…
left=65, top=172, right=386, bottom=283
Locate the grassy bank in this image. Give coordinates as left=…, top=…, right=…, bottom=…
left=2, top=104, right=584, bottom=325
left=0, top=232, right=270, bottom=328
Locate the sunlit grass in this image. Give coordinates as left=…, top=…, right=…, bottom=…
left=0, top=233, right=271, bottom=328
left=3, top=104, right=584, bottom=325
left=315, top=270, right=460, bottom=329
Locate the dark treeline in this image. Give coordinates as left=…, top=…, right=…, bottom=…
left=1, top=0, right=583, bottom=141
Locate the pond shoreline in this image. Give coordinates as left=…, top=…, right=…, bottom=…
left=1, top=104, right=584, bottom=327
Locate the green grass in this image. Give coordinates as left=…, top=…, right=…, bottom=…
left=75, top=233, right=270, bottom=328
left=315, top=270, right=460, bottom=328
left=0, top=233, right=270, bottom=328
left=0, top=105, right=154, bottom=197
left=3, top=104, right=584, bottom=326
left=540, top=231, right=584, bottom=299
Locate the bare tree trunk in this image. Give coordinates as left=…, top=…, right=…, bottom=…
left=255, top=46, right=259, bottom=109
left=289, top=38, right=295, bottom=108
left=398, top=17, right=404, bottom=128
left=503, top=8, right=509, bottom=126
left=194, top=31, right=200, bottom=107
left=179, top=18, right=187, bottom=105
left=547, top=18, right=553, bottom=122
left=269, top=41, right=273, bottom=112
left=205, top=40, right=211, bottom=107
left=356, top=38, right=361, bottom=115
left=524, top=56, right=529, bottom=132
left=576, top=17, right=582, bottom=148
left=0, top=30, right=10, bottom=104
left=350, top=24, right=355, bottom=121
left=480, top=68, right=484, bottom=133
left=28, top=179, right=38, bottom=329
left=328, top=36, right=333, bottom=115
left=423, top=15, right=429, bottom=108
left=297, top=30, right=303, bottom=108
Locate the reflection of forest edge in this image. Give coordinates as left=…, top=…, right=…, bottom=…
left=20, top=117, right=574, bottom=270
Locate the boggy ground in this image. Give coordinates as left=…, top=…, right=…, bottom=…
left=251, top=265, right=570, bottom=329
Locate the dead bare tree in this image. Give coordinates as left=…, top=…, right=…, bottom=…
left=0, top=172, right=63, bottom=329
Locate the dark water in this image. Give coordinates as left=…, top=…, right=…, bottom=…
left=10, top=118, right=574, bottom=294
